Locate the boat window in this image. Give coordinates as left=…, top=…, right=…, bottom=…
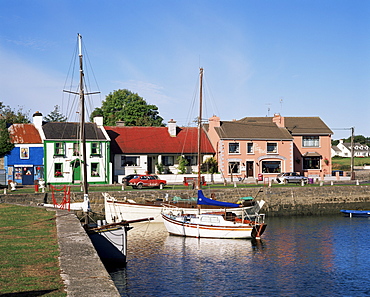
left=210, top=217, right=220, bottom=223
left=201, top=216, right=211, bottom=223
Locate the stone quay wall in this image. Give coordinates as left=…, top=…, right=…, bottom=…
left=1, top=185, right=370, bottom=217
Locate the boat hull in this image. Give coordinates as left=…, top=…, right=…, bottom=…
left=88, top=227, right=128, bottom=267
left=340, top=210, right=370, bottom=217
left=105, top=198, right=263, bottom=224
left=161, top=213, right=265, bottom=239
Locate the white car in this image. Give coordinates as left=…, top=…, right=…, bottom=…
left=276, top=172, right=308, bottom=184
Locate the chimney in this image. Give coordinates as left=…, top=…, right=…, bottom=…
left=208, top=115, right=220, bottom=129
left=93, top=115, right=103, bottom=126
left=32, top=111, right=43, bottom=129
left=273, top=113, right=285, bottom=127
left=116, top=121, right=125, bottom=127
left=168, top=119, right=177, bottom=137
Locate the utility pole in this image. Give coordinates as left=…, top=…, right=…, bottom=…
left=350, top=127, right=355, bottom=180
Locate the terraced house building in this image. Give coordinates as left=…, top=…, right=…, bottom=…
left=206, top=114, right=333, bottom=181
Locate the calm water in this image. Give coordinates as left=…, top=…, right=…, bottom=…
left=109, top=215, right=370, bottom=296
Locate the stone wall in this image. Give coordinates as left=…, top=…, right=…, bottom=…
left=2, top=185, right=370, bottom=217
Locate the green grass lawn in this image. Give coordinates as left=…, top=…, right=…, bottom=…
left=332, top=156, right=370, bottom=170
left=0, top=204, right=66, bottom=296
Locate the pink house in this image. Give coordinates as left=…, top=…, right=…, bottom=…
left=207, top=114, right=333, bottom=180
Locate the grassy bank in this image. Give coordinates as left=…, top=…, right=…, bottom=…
left=332, top=156, right=370, bottom=170
left=0, top=204, right=66, bottom=296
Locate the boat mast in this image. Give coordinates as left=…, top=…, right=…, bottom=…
left=78, top=34, right=89, bottom=197
left=64, top=34, right=100, bottom=224
left=197, top=68, right=203, bottom=190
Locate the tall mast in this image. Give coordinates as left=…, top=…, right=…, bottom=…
left=197, top=68, right=203, bottom=190
left=63, top=34, right=100, bottom=224
left=78, top=34, right=88, bottom=196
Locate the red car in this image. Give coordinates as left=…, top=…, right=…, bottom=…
left=128, top=175, right=167, bottom=189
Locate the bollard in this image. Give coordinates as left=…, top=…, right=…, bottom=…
left=319, top=181, right=324, bottom=186
left=122, top=184, right=125, bottom=190
left=234, top=181, right=237, bottom=188
left=356, top=180, right=359, bottom=185
left=301, top=180, right=305, bottom=187
left=331, top=181, right=333, bottom=186
left=3, top=188, right=6, bottom=194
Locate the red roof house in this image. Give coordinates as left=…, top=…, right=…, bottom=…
left=105, top=120, right=215, bottom=178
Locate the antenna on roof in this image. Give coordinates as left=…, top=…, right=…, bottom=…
left=280, top=97, right=284, bottom=113
left=265, top=103, right=271, bottom=117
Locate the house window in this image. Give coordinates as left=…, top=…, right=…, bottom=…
left=303, top=157, right=320, bottom=169
left=163, top=156, right=174, bottom=166
left=262, top=161, right=281, bottom=173
left=185, top=155, right=197, bottom=166
left=121, top=156, right=139, bottom=166
left=54, top=142, right=65, bottom=156
left=267, top=143, right=278, bottom=153
left=229, top=143, right=240, bottom=154
left=73, top=143, right=80, bottom=156
left=228, top=161, right=240, bottom=174
left=91, top=142, right=101, bottom=156
left=91, top=163, right=100, bottom=177
left=54, top=163, right=63, bottom=177
left=247, top=143, right=254, bottom=154
left=303, top=136, right=320, bottom=147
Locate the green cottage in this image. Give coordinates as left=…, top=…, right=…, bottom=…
left=34, top=113, right=111, bottom=185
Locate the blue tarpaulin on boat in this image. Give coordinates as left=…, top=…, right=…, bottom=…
left=197, top=190, right=240, bottom=208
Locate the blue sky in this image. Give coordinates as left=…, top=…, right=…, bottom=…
left=1, top=0, right=369, bottom=139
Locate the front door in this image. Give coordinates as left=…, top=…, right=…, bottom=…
left=72, top=160, right=81, bottom=183
left=246, top=161, right=254, bottom=177
left=22, top=167, right=34, bottom=185
left=147, top=156, right=153, bottom=174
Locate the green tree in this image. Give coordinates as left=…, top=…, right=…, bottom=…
left=0, top=119, right=14, bottom=157
left=44, top=105, right=67, bottom=122
left=177, top=156, right=189, bottom=174
left=0, top=102, right=29, bottom=157
left=90, top=89, right=164, bottom=126
left=0, top=102, right=30, bottom=124
left=200, top=157, right=218, bottom=174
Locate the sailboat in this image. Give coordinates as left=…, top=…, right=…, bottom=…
left=62, top=34, right=148, bottom=266
left=161, top=68, right=267, bottom=239
left=104, top=191, right=265, bottom=223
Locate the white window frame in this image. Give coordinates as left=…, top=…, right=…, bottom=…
left=229, top=142, right=240, bottom=154
left=267, top=142, right=278, bottom=154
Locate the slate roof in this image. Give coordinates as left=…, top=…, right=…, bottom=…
left=236, top=116, right=333, bottom=136
left=9, top=124, right=42, bottom=144
left=42, top=122, right=106, bottom=140
left=284, top=117, right=333, bottom=135
left=212, top=121, right=293, bottom=140
left=331, top=146, right=341, bottom=153
left=105, top=126, right=215, bottom=154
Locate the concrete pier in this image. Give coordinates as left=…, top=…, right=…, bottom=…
left=55, top=209, right=120, bottom=297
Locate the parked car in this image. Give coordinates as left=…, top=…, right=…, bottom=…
left=128, top=174, right=167, bottom=189
left=276, top=172, right=308, bottom=184
left=122, top=174, right=137, bottom=185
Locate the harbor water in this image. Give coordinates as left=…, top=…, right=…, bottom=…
left=109, top=215, right=370, bottom=296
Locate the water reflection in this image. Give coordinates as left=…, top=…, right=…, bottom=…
left=110, top=216, right=370, bottom=296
